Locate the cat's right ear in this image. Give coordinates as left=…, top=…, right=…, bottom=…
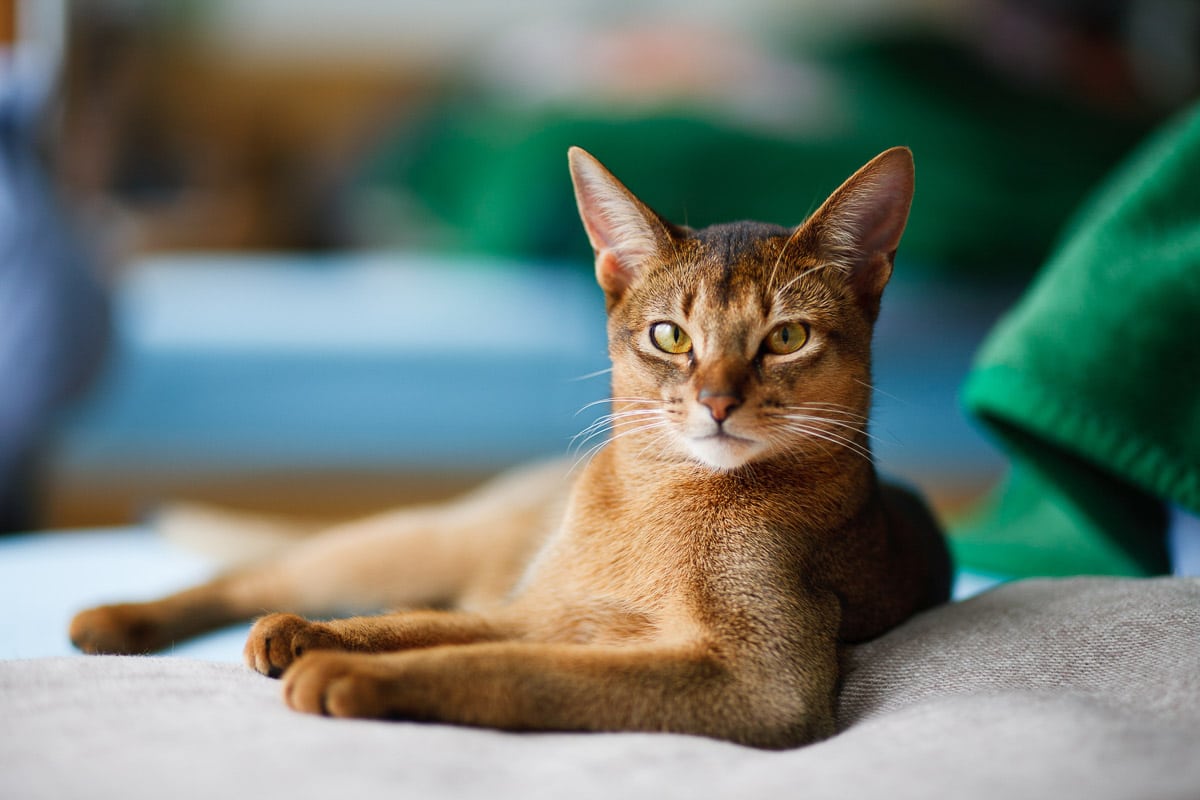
left=568, top=147, right=665, bottom=302
left=802, top=147, right=915, bottom=322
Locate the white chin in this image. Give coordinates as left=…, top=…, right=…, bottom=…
left=685, top=435, right=764, bottom=471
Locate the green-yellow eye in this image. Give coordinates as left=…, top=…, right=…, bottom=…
left=650, top=322, right=692, bottom=354
left=765, top=322, right=809, bottom=355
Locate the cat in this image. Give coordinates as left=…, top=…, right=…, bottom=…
left=69, top=146, right=951, bottom=749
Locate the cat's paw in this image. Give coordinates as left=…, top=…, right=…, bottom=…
left=282, top=651, right=389, bottom=718
left=244, top=613, right=344, bottom=678
left=70, top=603, right=168, bottom=654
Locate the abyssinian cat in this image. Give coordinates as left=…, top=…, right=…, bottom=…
left=70, top=146, right=950, bottom=749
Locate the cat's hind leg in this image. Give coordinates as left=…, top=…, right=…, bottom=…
left=69, top=460, right=569, bottom=655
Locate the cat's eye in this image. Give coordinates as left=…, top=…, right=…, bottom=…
left=650, top=322, right=692, bottom=354
left=765, top=322, right=809, bottom=355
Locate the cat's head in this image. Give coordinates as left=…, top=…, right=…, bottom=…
left=568, top=147, right=913, bottom=473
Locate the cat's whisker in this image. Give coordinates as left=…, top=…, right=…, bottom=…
left=763, top=427, right=835, bottom=463
left=786, top=400, right=869, bottom=414
left=569, top=409, right=664, bottom=452
left=768, top=224, right=807, bottom=293
left=569, top=411, right=663, bottom=454
left=608, top=399, right=672, bottom=409
left=781, top=420, right=876, bottom=448
left=567, top=440, right=609, bottom=476
left=777, top=415, right=872, bottom=445
left=786, top=428, right=873, bottom=462
left=576, top=407, right=664, bottom=430
left=569, top=416, right=612, bottom=447
left=568, top=367, right=613, bottom=382
left=854, top=378, right=907, bottom=405
left=608, top=418, right=675, bottom=439
left=793, top=410, right=870, bottom=425
left=777, top=421, right=874, bottom=461
left=571, top=411, right=665, bottom=447
left=778, top=405, right=903, bottom=449
left=805, top=430, right=872, bottom=461
left=568, top=419, right=676, bottom=475
left=775, top=403, right=870, bottom=422
left=774, top=413, right=884, bottom=446
left=573, top=396, right=666, bottom=416
left=766, top=404, right=870, bottom=425
left=775, top=262, right=838, bottom=300
left=569, top=421, right=617, bottom=455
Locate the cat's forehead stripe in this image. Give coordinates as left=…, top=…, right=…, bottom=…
left=680, top=288, right=696, bottom=318
left=691, top=222, right=792, bottom=307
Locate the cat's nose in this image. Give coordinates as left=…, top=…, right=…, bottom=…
left=698, top=391, right=740, bottom=423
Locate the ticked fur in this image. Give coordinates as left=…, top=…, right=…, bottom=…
left=69, top=148, right=950, bottom=749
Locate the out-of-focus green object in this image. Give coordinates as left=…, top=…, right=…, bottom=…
left=355, top=38, right=1154, bottom=277
left=954, top=101, right=1200, bottom=577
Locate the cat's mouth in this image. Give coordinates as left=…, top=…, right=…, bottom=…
left=686, top=431, right=764, bottom=471
left=696, top=431, right=755, bottom=444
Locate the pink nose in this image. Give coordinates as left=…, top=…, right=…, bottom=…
left=698, top=391, right=740, bottom=422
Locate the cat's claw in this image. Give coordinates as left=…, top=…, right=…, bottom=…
left=244, top=613, right=343, bottom=678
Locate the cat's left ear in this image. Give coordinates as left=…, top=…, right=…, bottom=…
left=569, top=147, right=670, bottom=304
left=804, top=147, right=915, bottom=321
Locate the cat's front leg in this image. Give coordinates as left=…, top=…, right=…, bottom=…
left=244, top=609, right=513, bottom=678
left=279, top=639, right=837, bottom=748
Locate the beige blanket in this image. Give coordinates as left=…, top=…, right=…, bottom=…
left=3, top=577, right=1199, bottom=799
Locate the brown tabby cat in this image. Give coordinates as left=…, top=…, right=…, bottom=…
left=70, top=146, right=950, bottom=749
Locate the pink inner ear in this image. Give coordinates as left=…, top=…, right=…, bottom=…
left=852, top=178, right=913, bottom=259
left=576, top=191, right=617, bottom=255
left=818, top=150, right=914, bottom=265
left=569, top=148, right=661, bottom=299
left=809, top=149, right=913, bottom=320
left=595, top=249, right=634, bottom=296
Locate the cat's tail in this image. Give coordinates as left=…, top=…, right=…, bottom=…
left=151, top=502, right=326, bottom=568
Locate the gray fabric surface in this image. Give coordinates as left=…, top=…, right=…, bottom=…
left=3, top=577, right=1199, bottom=799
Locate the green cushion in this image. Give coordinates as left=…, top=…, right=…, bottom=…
left=955, top=101, right=1200, bottom=577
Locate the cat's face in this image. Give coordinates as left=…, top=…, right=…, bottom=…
left=569, top=147, right=914, bottom=472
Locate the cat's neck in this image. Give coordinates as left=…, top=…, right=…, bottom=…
left=590, top=427, right=878, bottom=528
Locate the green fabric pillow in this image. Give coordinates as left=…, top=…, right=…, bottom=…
left=954, top=102, right=1200, bottom=577
left=353, top=38, right=1150, bottom=280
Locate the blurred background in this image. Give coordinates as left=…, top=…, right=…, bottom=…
left=2, top=0, right=1195, bottom=533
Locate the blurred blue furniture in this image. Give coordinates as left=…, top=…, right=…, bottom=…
left=55, top=253, right=610, bottom=477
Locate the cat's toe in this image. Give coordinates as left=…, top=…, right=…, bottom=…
left=282, top=652, right=385, bottom=718
left=244, top=613, right=341, bottom=677
left=69, top=604, right=164, bottom=655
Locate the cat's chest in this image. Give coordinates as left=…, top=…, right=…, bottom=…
left=516, top=489, right=786, bottom=639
